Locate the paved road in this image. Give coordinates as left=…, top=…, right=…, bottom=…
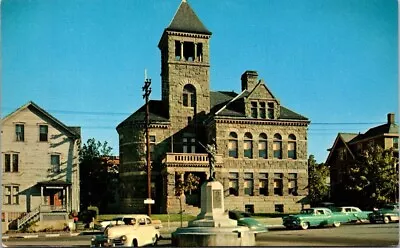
left=3, top=223, right=399, bottom=247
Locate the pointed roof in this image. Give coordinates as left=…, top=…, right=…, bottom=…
left=325, top=133, right=358, bottom=164
left=1, top=101, right=80, bottom=139
left=166, top=0, right=211, bottom=35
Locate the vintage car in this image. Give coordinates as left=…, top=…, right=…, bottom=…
left=99, top=215, right=162, bottom=231
left=228, top=210, right=268, bottom=234
left=282, top=207, right=347, bottom=230
left=368, top=203, right=399, bottom=224
left=332, top=206, right=372, bottom=223
left=91, top=214, right=160, bottom=247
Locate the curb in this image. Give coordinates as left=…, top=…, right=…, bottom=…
left=2, top=232, right=80, bottom=240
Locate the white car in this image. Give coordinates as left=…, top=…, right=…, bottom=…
left=99, top=215, right=162, bottom=232
left=91, top=214, right=160, bottom=247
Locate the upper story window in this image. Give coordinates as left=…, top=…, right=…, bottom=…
left=183, top=84, right=196, bottom=108
left=175, top=41, right=181, bottom=61
left=244, top=173, right=254, bottom=196
left=229, top=172, right=239, bottom=196
left=273, top=134, right=282, bottom=159
left=288, top=173, right=298, bottom=195
left=196, top=43, right=203, bottom=62
left=228, top=132, right=238, bottom=158
left=15, top=124, right=24, bottom=142
left=259, top=173, right=268, bottom=196
left=51, top=154, right=60, bottom=173
left=288, top=134, right=297, bottom=159
left=149, top=135, right=156, bottom=158
left=251, top=102, right=258, bottom=118
left=183, top=137, right=196, bottom=153
left=267, top=102, right=274, bottom=119
left=259, top=102, right=266, bottom=119
left=4, top=185, right=19, bottom=205
left=393, top=137, right=399, bottom=149
left=39, top=125, right=48, bottom=142
left=183, top=42, right=195, bottom=62
left=244, top=132, right=253, bottom=158
left=4, top=153, right=19, bottom=172
left=273, top=173, right=283, bottom=196
left=258, top=133, right=268, bottom=159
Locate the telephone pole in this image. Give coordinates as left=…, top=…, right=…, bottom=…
left=142, top=76, right=152, bottom=216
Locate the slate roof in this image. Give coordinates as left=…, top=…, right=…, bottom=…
left=338, top=133, right=359, bottom=143
left=209, top=90, right=308, bottom=121
left=117, top=100, right=169, bottom=129
left=166, top=1, right=212, bottom=35
left=1, top=101, right=80, bottom=139
left=348, top=122, right=398, bottom=144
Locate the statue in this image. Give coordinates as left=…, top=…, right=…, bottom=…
left=200, top=139, right=217, bottom=181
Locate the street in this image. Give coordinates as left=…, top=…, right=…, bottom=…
left=3, top=223, right=399, bottom=247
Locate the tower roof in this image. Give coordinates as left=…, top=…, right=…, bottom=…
left=166, top=0, right=211, bottom=35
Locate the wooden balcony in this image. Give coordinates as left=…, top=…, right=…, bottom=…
left=163, top=153, right=223, bottom=167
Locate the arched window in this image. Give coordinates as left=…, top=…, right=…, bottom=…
left=288, top=134, right=297, bottom=159
left=244, top=133, right=253, bottom=158
left=183, top=84, right=196, bottom=107
left=273, top=134, right=282, bottom=159
left=258, top=133, right=268, bottom=159
left=228, top=132, right=238, bottom=158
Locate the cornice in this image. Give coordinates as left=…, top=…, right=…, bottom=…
left=166, top=30, right=211, bottom=39
left=214, top=118, right=310, bottom=127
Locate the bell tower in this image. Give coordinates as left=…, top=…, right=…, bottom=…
left=158, top=0, right=212, bottom=128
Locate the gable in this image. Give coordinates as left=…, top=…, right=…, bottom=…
left=247, top=80, right=277, bottom=100
left=325, top=133, right=357, bottom=165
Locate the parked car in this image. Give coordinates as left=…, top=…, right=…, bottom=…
left=331, top=206, right=372, bottom=223
left=99, top=214, right=162, bottom=232
left=282, top=207, right=347, bottom=230
left=91, top=214, right=160, bottom=247
left=368, top=203, right=399, bottom=224
left=228, top=210, right=268, bottom=234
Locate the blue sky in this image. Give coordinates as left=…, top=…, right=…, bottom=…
left=1, top=0, right=398, bottom=163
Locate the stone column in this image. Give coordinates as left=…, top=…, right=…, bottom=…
left=282, top=174, right=288, bottom=196
left=268, top=177, right=274, bottom=196
left=180, top=42, right=184, bottom=61
left=194, top=43, right=197, bottom=61
left=253, top=172, right=260, bottom=196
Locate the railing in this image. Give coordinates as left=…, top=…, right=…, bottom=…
left=163, top=153, right=223, bottom=165
left=17, top=207, right=40, bottom=230
left=39, top=205, right=67, bottom=212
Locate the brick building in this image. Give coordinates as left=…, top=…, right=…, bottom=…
left=117, top=1, right=310, bottom=214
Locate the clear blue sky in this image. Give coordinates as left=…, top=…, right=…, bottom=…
left=2, top=0, right=398, bottom=163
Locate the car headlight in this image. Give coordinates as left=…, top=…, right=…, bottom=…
left=121, top=235, right=127, bottom=241
left=91, top=236, right=96, bottom=242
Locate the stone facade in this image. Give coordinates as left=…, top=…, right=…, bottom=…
left=117, top=1, right=309, bottom=214
left=1, top=101, right=81, bottom=227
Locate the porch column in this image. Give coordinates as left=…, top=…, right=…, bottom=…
left=41, top=186, right=44, bottom=205
left=66, top=186, right=69, bottom=213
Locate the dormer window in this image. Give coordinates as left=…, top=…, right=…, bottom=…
left=251, top=102, right=258, bottom=118
left=268, top=102, right=274, bottom=119
left=183, top=84, right=196, bottom=107
left=259, top=102, right=266, bottom=119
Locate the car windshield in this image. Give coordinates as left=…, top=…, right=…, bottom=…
left=382, top=205, right=397, bottom=210
left=300, top=209, right=314, bottom=214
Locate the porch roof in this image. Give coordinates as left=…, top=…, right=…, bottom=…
left=37, top=180, right=71, bottom=186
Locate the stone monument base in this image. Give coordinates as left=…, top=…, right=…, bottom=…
left=171, top=226, right=256, bottom=246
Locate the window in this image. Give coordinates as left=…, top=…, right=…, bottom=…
left=258, top=133, right=268, bottom=159
left=251, top=102, right=258, bottom=118
left=196, top=43, right=203, bottom=62
left=288, top=134, right=297, bottom=159
left=175, top=41, right=181, bottom=61
left=4, top=153, right=18, bottom=172
left=228, top=132, right=238, bottom=158
left=275, top=204, right=284, bottom=213
left=15, top=124, right=24, bottom=141
left=273, top=173, right=283, bottom=196
left=183, top=41, right=195, bottom=61
left=259, top=173, right=268, bottom=196
left=149, top=135, right=156, bottom=159
left=229, top=172, right=239, bottom=196
left=244, top=133, right=253, bottom=158
left=244, top=173, right=254, bottom=196
left=183, top=84, right=196, bottom=107
left=288, top=173, right=298, bottom=195
left=267, top=102, right=274, bottom=119
left=259, top=102, right=266, bottom=119
left=245, top=204, right=254, bottom=214
left=394, top=137, right=398, bottom=149
left=183, top=136, right=195, bottom=153
left=4, top=185, right=19, bottom=205
left=39, top=125, right=48, bottom=141
left=273, top=134, right=282, bottom=159
left=51, top=155, right=60, bottom=173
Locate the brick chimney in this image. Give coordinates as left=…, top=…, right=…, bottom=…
left=241, top=70, right=258, bottom=91
left=387, top=113, right=395, bottom=124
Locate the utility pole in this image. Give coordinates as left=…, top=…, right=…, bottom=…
left=142, top=73, right=152, bottom=216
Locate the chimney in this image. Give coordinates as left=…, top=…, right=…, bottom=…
left=387, top=113, right=395, bottom=124
left=241, top=70, right=258, bottom=91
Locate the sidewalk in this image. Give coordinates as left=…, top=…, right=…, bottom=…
left=2, top=218, right=284, bottom=240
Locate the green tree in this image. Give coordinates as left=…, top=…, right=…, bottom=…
left=308, top=155, right=330, bottom=206
left=343, top=144, right=398, bottom=208
left=79, top=138, right=115, bottom=211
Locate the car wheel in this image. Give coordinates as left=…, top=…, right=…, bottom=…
left=370, top=219, right=376, bottom=224
left=383, top=216, right=390, bottom=224
left=132, top=239, right=138, bottom=247
left=333, top=221, right=341, bottom=227
left=300, top=222, right=309, bottom=230
left=152, top=235, right=158, bottom=246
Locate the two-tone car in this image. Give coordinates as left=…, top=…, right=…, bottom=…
left=228, top=210, right=268, bottom=234
left=282, top=207, right=347, bottom=230
left=332, top=206, right=372, bottom=223
left=91, top=214, right=160, bottom=247
left=368, top=203, right=399, bottom=224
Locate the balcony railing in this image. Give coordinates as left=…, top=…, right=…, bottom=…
left=163, top=152, right=223, bottom=166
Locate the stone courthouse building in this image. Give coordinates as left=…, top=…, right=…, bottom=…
left=117, top=0, right=310, bottom=214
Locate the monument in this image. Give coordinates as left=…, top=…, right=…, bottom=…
left=171, top=141, right=256, bottom=246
